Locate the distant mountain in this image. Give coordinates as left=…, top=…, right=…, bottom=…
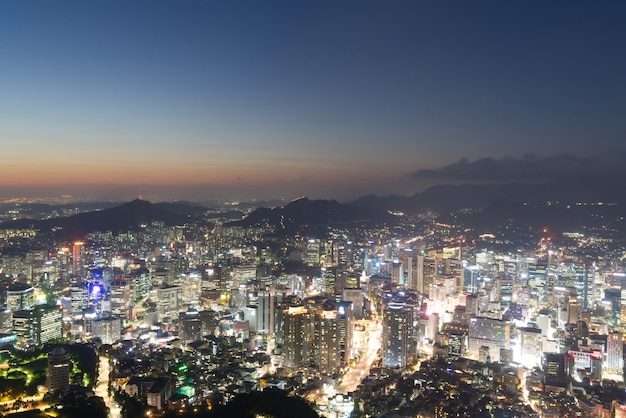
left=0, top=199, right=190, bottom=240
left=226, top=196, right=396, bottom=235
left=439, top=197, right=626, bottom=240
left=351, top=178, right=626, bottom=213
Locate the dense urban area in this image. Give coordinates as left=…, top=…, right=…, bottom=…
left=0, top=192, right=625, bottom=418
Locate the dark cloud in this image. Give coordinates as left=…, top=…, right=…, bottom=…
left=409, top=152, right=626, bottom=182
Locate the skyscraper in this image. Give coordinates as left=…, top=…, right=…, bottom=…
left=282, top=305, right=312, bottom=369
left=47, top=347, right=70, bottom=392
left=382, top=302, right=411, bottom=368
left=606, top=331, right=624, bottom=375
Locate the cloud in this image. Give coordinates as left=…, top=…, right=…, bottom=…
left=409, top=152, right=626, bottom=182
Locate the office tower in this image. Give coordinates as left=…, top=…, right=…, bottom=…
left=231, top=264, right=257, bottom=287
left=306, top=240, right=320, bottom=266
left=495, top=278, right=514, bottom=306
left=322, top=270, right=336, bottom=295
left=6, top=283, right=34, bottom=311
left=0, top=308, right=11, bottom=333
left=620, top=282, right=626, bottom=331
left=391, top=262, right=403, bottom=285
left=70, top=285, right=88, bottom=318
left=110, top=280, right=131, bottom=319
left=11, top=310, right=33, bottom=346
left=465, top=294, right=480, bottom=317
left=180, top=271, right=201, bottom=306
left=155, top=285, right=182, bottom=321
left=342, top=288, right=364, bottom=320
left=72, top=241, right=84, bottom=277
left=415, top=255, right=437, bottom=294
left=128, top=268, right=151, bottom=301
left=13, top=305, right=63, bottom=347
left=519, top=327, right=542, bottom=368
left=34, top=304, right=63, bottom=344
left=567, top=297, right=580, bottom=325
left=256, top=290, right=274, bottom=336
left=91, top=317, right=121, bottom=345
left=468, top=317, right=510, bottom=363
left=337, top=301, right=354, bottom=365
left=179, top=310, right=202, bottom=342
left=447, top=331, right=466, bottom=360
left=314, top=305, right=341, bottom=373
left=544, top=352, right=571, bottom=388
left=537, top=310, right=552, bottom=337
left=282, top=305, right=312, bottom=369
left=606, top=331, right=624, bottom=375
left=382, top=302, right=411, bottom=368
left=48, top=347, right=70, bottom=391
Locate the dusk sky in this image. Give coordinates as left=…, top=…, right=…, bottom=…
left=1, top=1, right=625, bottom=202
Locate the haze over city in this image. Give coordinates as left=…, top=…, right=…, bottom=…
left=2, top=1, right=625, bottom=201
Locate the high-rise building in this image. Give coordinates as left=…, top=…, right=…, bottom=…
left=468, top=317, right=510, bottom=363
left=70, top=285, right=88, bottom=318
left=282, top=306, right=312, bottom=369
left=256, top=290, right=274, bottom=336
left=179, top=310, right=202, bottom=343
left=7, top=283, right=34, bottom=312
left=544, top=352, right=571, bottom=388
left=382, top=302, right=411, bottom=368
left=337, top=300, right=354, bottom=365
left=110, top=280, right=131, bottom=319
left=606, top=331, right=624, bottom=375
left=34, top=304, right=63, bottom=345
left=314, top=306, right=341, bottom=373
left=48, top=347, right=70, bottom=392
left=72, top=241, right=84, bottom=277
left=91, top=317, right=121, bottom=345
left=342, top=288, right=363, bottom=320
left=155, top=285, right=182, bottom=321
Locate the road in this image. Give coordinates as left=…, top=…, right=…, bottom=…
left=336, top=319, right=382, bottom=394
left=96, top=356, right=121, bottom=418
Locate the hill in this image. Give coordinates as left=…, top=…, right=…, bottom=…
left=0, top=199, right=190, bottom=240
left=226, top=196, right=396, bottom=235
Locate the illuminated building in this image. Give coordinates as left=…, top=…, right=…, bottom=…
left=6, top=283, right=34, bottom=311
left=282, top=305, right=312, bottom=369
left=382, top=302, right=411, bottom=367
left=128, top=268, right=151, bottom=301
left=70, top=285, right=88, bottom=318
left=47, top=347, right=70, bottom=391
left=306, top=239, right=320, bottom=266
left=72, top=241, right=84, bottom=277
left=91, top=317, right=121, bottom=344
left=342, top=288, right=363, bottom=320
left=256, top=289, right=274, bottom=336
left=314, top=305, right=341, bottom=373
left=543, top=352, right=571, bottom=389
left=468, top=317, right=510, bottom=363
left=337, top=300, right=354, bottom=365
left=155, top=285, right=182, bottom=321
left=110, top=280, right=131, bottom=319
left=606, top=331, right=624, bottom=375
left=34, top=304, right=63, bottom=344
left=12, top=304, right=63, bottom=346
left=494, top=278, right=514, bottom=306
left=179, top=310, right=201, bottom=342
left=0, top=308, right=11, bottom=333
left=518, top=327, right=542, bottom=367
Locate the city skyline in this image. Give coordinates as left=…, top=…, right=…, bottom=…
left=2, top=1, right=625, bottom=201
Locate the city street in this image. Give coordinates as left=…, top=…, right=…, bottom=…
left=96, top=356, right=121, bottom=418
left=336, top=319, right=382, bottom=394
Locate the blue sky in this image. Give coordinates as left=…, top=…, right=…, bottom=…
left=1, top=1, right=625, bottom=201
